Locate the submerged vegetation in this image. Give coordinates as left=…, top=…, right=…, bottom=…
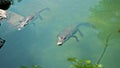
left=67, top=35, right=109, bottom=68
left=67, top=28, right=120, bottom=68
left=21, top=65, right=42, bottom=68
left=88, top=0, right=120, bottom=40
left=88, top=0, right=120, bottom=67
left=67, top=57, right=103, bottom=68
left=96, top=33, right=112, bottom=64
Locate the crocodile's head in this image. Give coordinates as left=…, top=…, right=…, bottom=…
left=0, top=9, right=7, bottom=20
left=57, top=36, right=67, bottom=46
left=18, top=21, right=27, bottom=31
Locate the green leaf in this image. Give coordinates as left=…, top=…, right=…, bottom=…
left=31, top=65, right=42, bottom=68
left=67, top=57, right=77, bottom=62
left=20, top=65, right=27, bottom=68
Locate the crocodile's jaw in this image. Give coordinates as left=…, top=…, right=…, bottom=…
left=57, top=37, right=64, bottom=45
left=57, top=41, right=63, bottom=45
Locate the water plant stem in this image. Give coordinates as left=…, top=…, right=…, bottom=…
left=97, top=33, right=112, bottom=64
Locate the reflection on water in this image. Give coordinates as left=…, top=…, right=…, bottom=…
left=89, top=0, right=120, bottom=68
left=0, top=0, right=120, bottom=68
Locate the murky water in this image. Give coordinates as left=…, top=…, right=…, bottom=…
left=0, top=0, right=120, bottom=68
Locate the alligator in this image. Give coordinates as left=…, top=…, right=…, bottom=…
left=57, top=22, right=94, bottom=46
left=18, top=7, right=49, bottom=30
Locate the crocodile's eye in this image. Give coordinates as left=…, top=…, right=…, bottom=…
left=63, top=37, right=66, bottom=40
left=60, top=36, right=66, bottom=40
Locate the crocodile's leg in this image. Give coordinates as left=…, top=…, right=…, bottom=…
left=72, top=35, right=79, bottom=41
left=38, top=15, right=43, bottom=20
left=77, top=28, right=83, bottom=37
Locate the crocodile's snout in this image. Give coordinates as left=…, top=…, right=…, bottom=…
left=57, top=42, right=63, bottom=46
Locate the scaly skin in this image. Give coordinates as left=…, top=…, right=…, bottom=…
left=18, top=8, right=49, bottom=30
left=57, top=22, right=94, bottom=46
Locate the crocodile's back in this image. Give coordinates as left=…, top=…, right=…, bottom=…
left=58, top=25, right=77, bottom=37
left=58, top=22, right=94, bottom=38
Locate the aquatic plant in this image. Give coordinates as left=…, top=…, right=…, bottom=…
left=88, top=0, right=120, bottom=67
left=67, top=57, right=103, bottom=68
left=88, top=0, right=120, bottom=41
left=21, top=65, right=42, bottom=68
left=97, top=28, right=120, bottom=64
left=67, top=31, right=117, bottom=68
left=96, top=33, right=111, bottom=64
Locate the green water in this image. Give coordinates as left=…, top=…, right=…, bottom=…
left=0, top=0, right=120, bottom=68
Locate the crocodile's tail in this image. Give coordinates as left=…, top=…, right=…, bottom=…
left=38, top=7, right=50, bottom=13
left=76, top=22, right=95, bottom=28
left=37, top=7, right=50, bottom=20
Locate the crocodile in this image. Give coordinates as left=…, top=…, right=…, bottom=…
left=18, top=7, right=49, bottom=30
left=57, top=22, right=94, bottom=46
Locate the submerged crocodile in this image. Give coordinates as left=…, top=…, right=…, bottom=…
left=57, top=22, right=94, bottom=46
left=18, top=7, right=49, bottom=30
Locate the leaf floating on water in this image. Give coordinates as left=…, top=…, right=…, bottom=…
left=85, top=60, right=91, bottom=64
left=67, top=57, right=103, bottom=68
left=67, top=57, right=77, bottom=62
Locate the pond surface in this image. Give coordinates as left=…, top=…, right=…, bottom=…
left=0, top=0, right=120, bottom=68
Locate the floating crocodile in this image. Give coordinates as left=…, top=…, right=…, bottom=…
left=57, top=22, right=94, bottom=46
left=18, top=7, right=50, bottom=30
